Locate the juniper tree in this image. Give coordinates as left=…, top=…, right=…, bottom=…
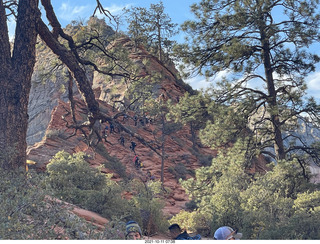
left=175, top=0, right=320, bottom=163
left=172, top=139, right=320, bottom=239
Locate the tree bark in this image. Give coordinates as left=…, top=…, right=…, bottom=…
left=260, top=26, right=286, bottom=161
left=157, top=20, right=162, bottom=62
left=160, top=114, right=165, bottom=188
left=0, top=0, right=39, bottom=170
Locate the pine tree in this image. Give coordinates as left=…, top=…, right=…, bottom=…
left=0, top=0, right=39, bottom=169
left=175, top=0, right=320, bottom=163
left=125, top=1, right=178, bottom=63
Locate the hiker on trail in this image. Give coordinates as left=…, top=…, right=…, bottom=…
left=133, top=155, right=140, bottom=169
left=109, top=122, right=114, bottom=133
left=147, top=170, right=155, bottom=181
left=139, top=118, right=145, bottom=126
left=168, top=224, right=201, bottom=240
left=102, top=126, right=108, bottom=142
left=213, top=226, right=242, bottom=240
left=145, top=116, right=150, bottom=127
left=119, top=135, right=125, bottom=146
left=123, top=113, right=128, bottom=122
left=159, top=93, right=165, bottom=101
left=133, top=115, right=138, bottom=126
left=130, top=141, right=136, bottom=153
left=125, top=220, right=143, bottom=240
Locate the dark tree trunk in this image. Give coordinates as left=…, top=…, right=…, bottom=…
left=0, top=0, right=39, bottom=170
left=160, top=114, right=165, bottom=187
left=260, top=26, right=286, bottom=161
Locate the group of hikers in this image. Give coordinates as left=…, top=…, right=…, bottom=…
left=125, top=221, right=242, bottom=240
left=101, top=120, right=156, bottom=181
left=101, top=121, right=136, bottom=150
left=121, top=113, right=152, bottom=127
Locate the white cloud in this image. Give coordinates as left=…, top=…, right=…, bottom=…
left=306, top=71, right=320, bottom=99
left=58, top=2, right=91, bottom=22
left=185, top=75, right=209, bottom=90
left=106, top=3, right=132, bottom=15
left=185, top=69, right=233, bottom=90
left=93, top=3, right=132, bottom=20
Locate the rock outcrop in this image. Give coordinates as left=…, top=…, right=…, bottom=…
left=25, top=36, right=271, bottom=221
left=27, top=97, right=214, bottom=216
left=26, top=37, right=215, bottom=217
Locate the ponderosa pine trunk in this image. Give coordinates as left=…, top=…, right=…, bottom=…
left=0, top=0, right=39, bottom=170
left=259, top=24, right=286, bottom=161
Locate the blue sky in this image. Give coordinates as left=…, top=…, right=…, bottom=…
left=51, top=0, right=202, bottom=46
left=51, top=0, right=199, bottom=34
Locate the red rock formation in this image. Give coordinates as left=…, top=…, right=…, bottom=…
left=26, top=37, right=268, bottom=228
left=27, top=95, right=214, bottom=217
left=27, top=37, right=212, bottom=217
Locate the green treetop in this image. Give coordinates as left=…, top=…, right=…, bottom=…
left=125, top=1, right=178, bottom=63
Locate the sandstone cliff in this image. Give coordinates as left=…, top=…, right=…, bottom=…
left=26, top=37, right=215, bottom=217
left=26, top=36, right=270, bottom=224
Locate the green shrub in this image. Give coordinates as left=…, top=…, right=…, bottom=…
left=168, top=163, right=193, bottom=181
left=0, top=168, right=124, bottom=240
left=45, top=151, right=169, bottom=237
left=284, top=191, right=320, bottom=239
left=185, top=199, right=198, bottom=211
left=169, top=210, right=198, bottom=233
left=125, top=179, right=168, bottom=236
left=189, top=147, right=213, bottom=167
left=94, top=143, right=127, bottom=179
left=178, top=143, right=320, bottom=240
left=46, top=151, right=129, bottom=219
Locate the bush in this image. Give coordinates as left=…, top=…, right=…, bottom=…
left=169, top=210, right=198, bottom=233
left=285, top=191, right=320, bottom=239
left=189, top=147, right=213, bottom=167
left=0, top=168, right=125, bottom=240
left=45, top=151, right=170, bottom=237
left=125, top=179, right=168, bottom=236
left=94, top=143, right=127, bottom=179
left=185, top=199, right=198, bottom=211
left=178, top=145, right=320, bottom=240
left=46, top=151, right=129, bottom=219
left=169, top=209, right=212, bottom=236
left=168, top=163, right=193, bottom=181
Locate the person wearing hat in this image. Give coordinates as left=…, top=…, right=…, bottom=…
left=125, top=220, right=143, bottom=240
left=168, top=223, right=201, bottom=240
left=214, top=226, right=242, bottom=240
left=168, top=223, right=190, bottom=240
